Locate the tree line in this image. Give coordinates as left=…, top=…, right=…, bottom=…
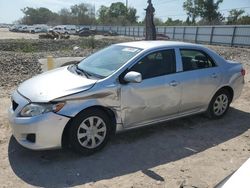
left=18, top=1, right=250, bottom=26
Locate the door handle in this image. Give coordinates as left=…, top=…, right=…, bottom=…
left=169, top=81, right=178, bottom=87
left=211, top=73, right=218, bottom=78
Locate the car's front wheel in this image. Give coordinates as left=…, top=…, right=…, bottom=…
left=207, top=89, right=231, bottom=119
left=69, top=109, right=112, bottom=155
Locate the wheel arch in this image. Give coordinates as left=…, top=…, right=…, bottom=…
left=215, top=86, right=234, bottom=103
left=61, top=105, right=117, bottom=148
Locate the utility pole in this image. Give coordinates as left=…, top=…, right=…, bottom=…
left=126, top=0, right=128, bottom=8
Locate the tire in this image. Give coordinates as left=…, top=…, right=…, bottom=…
left=69, top=109, right=112, bottom=155
left=206, top=89, right=231, bottom=119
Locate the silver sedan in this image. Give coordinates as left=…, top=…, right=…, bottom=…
left=8, top=41, right=245, bottom=154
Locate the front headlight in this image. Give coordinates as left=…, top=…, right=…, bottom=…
left=20, top=102, right=65, bottom=117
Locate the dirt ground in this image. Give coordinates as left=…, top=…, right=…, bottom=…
left=0, top=30, right=250, bottom=188
left=0, top=28, right=132, bottom=40
left=0, top=28, right=40, bottom=40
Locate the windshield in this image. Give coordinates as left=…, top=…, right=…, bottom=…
left=78, top=45, right=142, bottom=78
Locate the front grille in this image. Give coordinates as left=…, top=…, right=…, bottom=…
left=12, top=100, right=18, bottom=111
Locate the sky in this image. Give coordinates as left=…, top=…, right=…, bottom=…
left=0, top=0, right=250, bottom=24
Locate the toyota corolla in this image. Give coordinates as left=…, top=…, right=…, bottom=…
left=8, top=41, right=245, bottom=154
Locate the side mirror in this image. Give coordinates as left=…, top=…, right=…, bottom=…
left=124, top=71, right=142, bottom=83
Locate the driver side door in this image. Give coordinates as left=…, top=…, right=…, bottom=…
left=120, top=49, right=182, bottom=128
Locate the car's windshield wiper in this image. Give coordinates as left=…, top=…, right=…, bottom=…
left=75, top=64, right=90, bottom=78
left=75, top=64, right=105, bottom=79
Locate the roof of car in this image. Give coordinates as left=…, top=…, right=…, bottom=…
left=117, top=41, right=200, bottom=50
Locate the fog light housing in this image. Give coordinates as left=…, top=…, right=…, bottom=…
left=26, top=134, right=36, bottom=143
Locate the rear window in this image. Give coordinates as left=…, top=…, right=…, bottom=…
left=180, top=49, right=216, bottom=71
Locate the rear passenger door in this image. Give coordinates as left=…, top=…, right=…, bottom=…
left=177, top=49, right=222, bottom=113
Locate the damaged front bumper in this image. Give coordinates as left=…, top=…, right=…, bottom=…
left=8, top=90, right=70, bottom=150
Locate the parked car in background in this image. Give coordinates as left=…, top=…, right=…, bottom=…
left=51, top=26, right=68, bottom=34
left=103, top=30, right=118, bottom=36
left=64, top=25, right=77, bottom=35
left=17, top=25, right=27, bottom=32
left=30, top=25, right=50, bottom=33
left=76, top=27, right=89, bottom=33
left=20, top=26, right=34, bottom=33
left=0, top=24, right=11, bottom=28
left=9, top=25, right=18, bottom=32
left=51, top=25, right=77, bottom=35
left=8, top=41, right=245, bottom=155
left=9, top=25, right=21, bottom=32
left=78, top=28, right=96, bottom=37
left=156, top=33, right=170, bottom=40
left=66, top=28, right=77, bottom=35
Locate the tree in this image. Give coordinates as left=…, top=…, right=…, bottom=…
left=183, top=0, right=224, bottom=25
left=58, top=8, right=72, bottom=25
left=21, top=7, right=57, bottom=25
left=70, top=3, right=95, bottom=25
left=185, top=16, right=191, bottom=25
left=18, top=2, right=138, bottom=26
left=127, top=7, right=138, bottom=24
left=97, top=2, right=138, bottom=25
left=237, top=15, right=250, bottom=25
left=154, top=17, right=164, bottom=25
left=227, top=9, right=245, bottom=24
left=199, top=0, right=224, bottom=24
left=109, top=2, right=127, bottom=18
left=165, top=18, right=183, bottom=26
left=183, top=0, right=200, bottom=24
left=97, top=6, right=110, bottom=24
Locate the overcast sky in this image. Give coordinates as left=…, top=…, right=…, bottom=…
left=0, top=0, right=250, bottom=24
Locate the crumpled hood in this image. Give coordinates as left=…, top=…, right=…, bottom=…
left=18, top=66, right=97, bottom=102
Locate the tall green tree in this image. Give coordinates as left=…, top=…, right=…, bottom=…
left=154, top=17, right=164, bottom=25
left=70, top=3, right=95, bottom=25
left=199, top=0, right=224, bottom=24
left=19, top=2, right=138, bottom=26
left=109, top=2, right=127, bottom=18
left=183, top=0, right=200, bottom=24
left=58, top=8, right=72, bottom=24
left=165, top=18, right=183, bottom=26
left=237, top=15, right=250, bottom=25
left=21, top=7, right=57, bottom=24
left=227, top=9, right=245, bottom=24
left=97, top=2, right=138, bottom=25
left=98, top=6, right=110, bottom=24
left=127, top=7, right=138, bottom=24
left=183, top=0, right=224, bottom=25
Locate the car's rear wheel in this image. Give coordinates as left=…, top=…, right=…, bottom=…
left=207, top=89, right=231, bottom=119
left=69, top=109, right=112, bottom=155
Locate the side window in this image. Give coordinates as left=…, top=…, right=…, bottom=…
left=180, top=49, right=216, bottom=71
left=130, top=49, right=176, bottom=80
